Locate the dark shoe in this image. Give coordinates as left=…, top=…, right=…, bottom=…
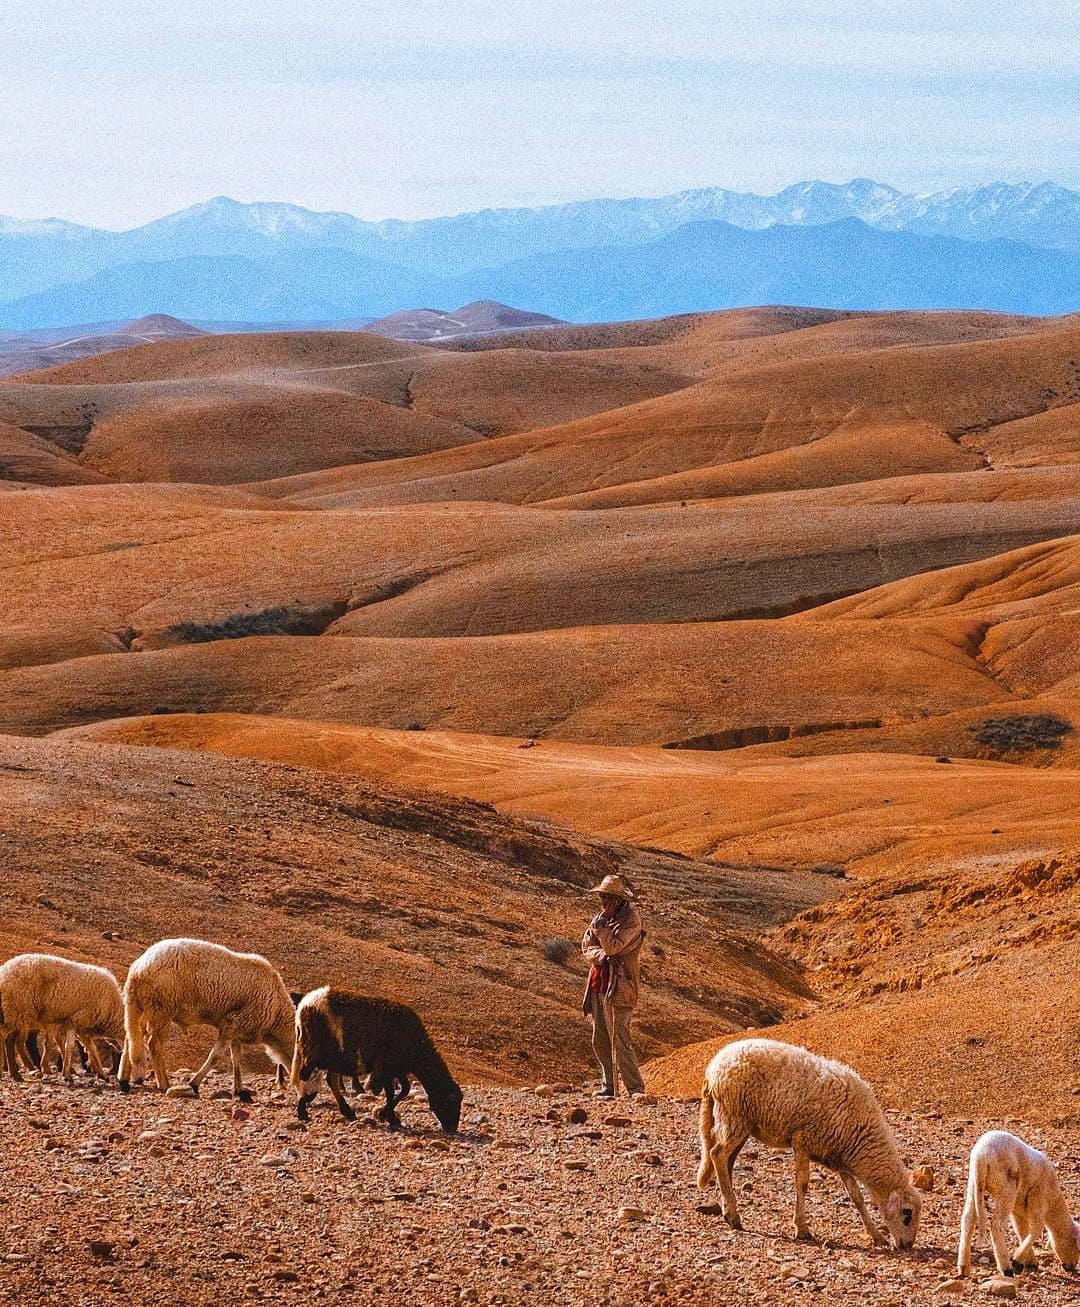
left=592, top=1088, right=615, bottom=1098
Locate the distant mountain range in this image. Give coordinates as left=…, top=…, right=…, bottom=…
left=5, top=180, right=1080, bottom=327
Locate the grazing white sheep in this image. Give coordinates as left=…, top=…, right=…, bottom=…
left=697, top=1038, right=922, bottom=1249
left=118, top=938, right=295, bottom=1100
left=957, top=1130, right=1080, bottom=1277
left=0, top=953, right=124, bottom=1081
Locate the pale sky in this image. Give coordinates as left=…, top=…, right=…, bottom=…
left=3, top=0, right=1080, bottom=229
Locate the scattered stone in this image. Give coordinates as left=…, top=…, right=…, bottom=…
left=259, top=1154, right=292, bottom=1168
left=88, top=1240, right=116, bottom=1262
left=913, top=1164, right=936, bottom=1192
left=567, top=1106, right=588, bottom=1124
left=564, top=1160, right=589, bottom=1171
left=165, top=1085, right=195, bottom=1099
left=934, top=1279, right=966, bottom=1297
left=273, top=1269, right=300, bottom=1282
left=603, top=1115, right=632, bottom=1127
left=978, top=1278, right=1016, bottom=1299
left=617, top=1206, right=648, bottom=1223
left=696, top=1203, right=725, bottom=1216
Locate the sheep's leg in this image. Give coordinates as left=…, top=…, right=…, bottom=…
left=381, top=1077, right=402, bottom=1131
left=80, top=1038, right=107, bottom=1080
left=839, top=1171, right=888, bottom=1247
left=59, top=1028, right=78, bottom=1082
left=957, top=1191, right=979, bottom=1276
left=145, top=1022, right=172, bottom=1092
left=2, top=1031, right=21, bottom=1080
left=988, top=1187, right=1018, bottom=1277
left=227, top=1042, right=254, bottom=1102
left=187, top=1037, right=229, bottom=1096
left=328, top=1074, right=356, bottom=1122
left=1011, top=1196, right=1044, bottom=1272
left=709, top=1129, right=746, bottom=1230
left=792, top=1134, right=814, bottom=1242
left=15, top=1033, right=39, bottom=1077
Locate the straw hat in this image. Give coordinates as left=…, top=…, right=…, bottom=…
left=587, top=874, right=634, bottom=900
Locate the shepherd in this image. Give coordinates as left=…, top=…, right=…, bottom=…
left=581, top=873, right=645, bottom=1098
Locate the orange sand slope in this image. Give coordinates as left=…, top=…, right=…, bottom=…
left=241, top=314, right=1080, bottom=509
left=55, top=713, right=1080, bottom=875
left=0, top=307, right=1073, bottom=496
left=5, top=483, right=1080, bottom=659
left=645, top=851, right=1079, bottom=1123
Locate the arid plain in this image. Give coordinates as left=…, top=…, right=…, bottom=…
left=0, top=306, right=1077, bottom=1305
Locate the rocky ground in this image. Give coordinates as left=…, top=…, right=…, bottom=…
left=0, top=1076, right=1076, bottom=1307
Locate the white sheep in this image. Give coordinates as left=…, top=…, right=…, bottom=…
left=117, top=938, right=295, bottom=1100
left=957, top=1130, right=1080, bottom=1277
left=0, top=953, right=124, bottom=1081
left=697, top=1038, right=922, bottom=1248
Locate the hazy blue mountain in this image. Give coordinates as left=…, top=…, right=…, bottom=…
left=6, top=218, right=1080, bottom=329
left=7, top=178, right=1080, bottom=313
left=439, top=219, right=1080, bottom=321
left=0, top=248, right=438, bottom=329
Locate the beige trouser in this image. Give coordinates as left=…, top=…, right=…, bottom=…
left=589, top=990, right=645, bottom=1095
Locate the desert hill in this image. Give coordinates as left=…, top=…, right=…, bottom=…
left=55, top=714, right=1080, bottom=876
left=0, top=731, right=811, bottom=1081
left=268, top=314, right=1080, bottom=510
left=2, top=300, right=1080, bottom=1168
left=8, top=483, right=1080, bottom=659
left=366, top=299, right=564, bottom=342
left=646, top=849, right=1080, bottom=1123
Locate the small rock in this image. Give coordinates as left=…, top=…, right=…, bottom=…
left=564, top=1160, right=589, bottom=1171
left=88, top=1240, right=116, bottom=1262
left=567, top=1106, right=588, bottom=1125
left=165, top=1085, right=195, bottom=1099
left=617, top=1207, right=648, bottom=1223
left=273, top=1269, right=299, bottom=1283
left=3, top=1254, right=30, bottom=1264
left=696, top=1203, right=725, bottom=1216
left=934, top=1279, right=966, bottom=1297
left=231, top=1108, right=251, bottom=1123
left=210, top=1089, right=233, bottom=1101
left=387, top=1192, right=417, bottom=1202
left=533, top=1084, right=554, bottom=1096
left=259, top=1154, right=292, bottom=1168
left=979, top=1278, right=1017, bottom=1300
left=604, top=1115, right=632, bottom=1127
left=913, top=1165, right=936, bottom=1192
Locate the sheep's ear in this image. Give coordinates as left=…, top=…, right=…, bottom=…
left=884, top=1191, right=901, bottom=1220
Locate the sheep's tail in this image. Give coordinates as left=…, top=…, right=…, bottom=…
left=969, top=1153, right=988, bottom=1239
left=696, top=1081, right=717, bottom=1188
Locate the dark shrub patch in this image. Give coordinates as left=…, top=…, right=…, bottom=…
left=968, top=713, right=1073, bottom=754
left=541, top=937, right=575, bottom=965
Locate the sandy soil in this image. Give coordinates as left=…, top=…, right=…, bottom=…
left=0, top=1079, right=1075, bottom=1307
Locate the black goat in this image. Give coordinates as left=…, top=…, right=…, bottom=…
left=292, top=988, right=462, bottom=1133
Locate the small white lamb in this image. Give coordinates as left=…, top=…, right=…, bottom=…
left=118, top=938, right=295, bottom=1099
left=698, top=1038, right=922, bottom=1248
left=0, top=953, right=124, bottom=1080
left=958, top=1130, right=1080, bottom=1277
